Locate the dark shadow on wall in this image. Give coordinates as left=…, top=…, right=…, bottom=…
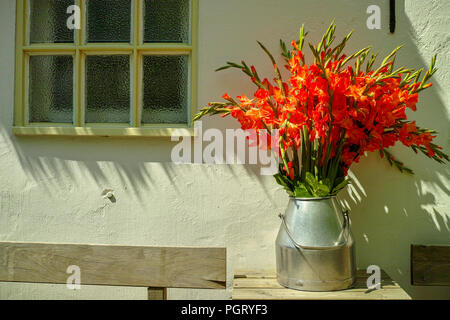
left=2, top=0, right=449, bottom=299
left=333, top=0, right=450, bottom=299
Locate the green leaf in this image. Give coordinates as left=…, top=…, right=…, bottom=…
left=381, top=149, right=414, bottom=175
left=274, top=173, right=287, bottom=187
left=303, top=172, right=332, bottom=197
left=334, top=176, right=345, bottom=187
left=294, top=183, right=312, bottom=198
left=331, top=178, right=351, bottom=195
left=215, top=65, right=231, bottom=72
left=305, top=172, right=319, bottom=191
left=320, top=178, right=332, bottom=190
left=316, top=184, right=330, bottom=197
left=274, top=173, right=294, bottom=193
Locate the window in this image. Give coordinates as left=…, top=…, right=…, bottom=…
left=14, top=0, right=197, bottom=137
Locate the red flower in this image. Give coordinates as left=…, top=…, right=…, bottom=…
left=196, top=25, right=445, bottom=187
left=398, top=122, right=418, bottom=147
left=255, top=88, right=269, bottom=100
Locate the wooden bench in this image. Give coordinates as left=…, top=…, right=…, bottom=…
left=232, top=269, right=411, bottom=299
left=411, top=244, right=450, bottom=286
left=0, top=241, right=226, bottom=300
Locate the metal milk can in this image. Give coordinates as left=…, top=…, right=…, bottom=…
left=275, top=196, right=356, bottom=291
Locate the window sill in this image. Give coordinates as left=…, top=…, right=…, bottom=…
left=12, top=126, right=195, bottom=137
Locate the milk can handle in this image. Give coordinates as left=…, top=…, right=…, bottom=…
left=278, top=210, right=350, bottom=251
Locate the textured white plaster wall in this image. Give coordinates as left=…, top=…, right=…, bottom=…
left=0, top=0, right=449, bottom=299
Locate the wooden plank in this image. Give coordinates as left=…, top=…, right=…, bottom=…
left=0, top=241, right=226, bottom=289
left=235, top=269, right=393, bottom=282
left=234, top=269, right=397, bottom=289
left=235, top=270, right=393, bottom=282
left=148, top=287, right=167, bottom=300
left=233, top=269, right=410, bottom=300
left=411, top=244, right=450, bottom=286
left=234, top=276, right=399, bottom=290
left=234, top=270, right=277, bottom=279
left=232, top=288, right=411, bottom=300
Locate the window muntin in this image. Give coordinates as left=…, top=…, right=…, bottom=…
left=14, top=0, right=197, bottom=136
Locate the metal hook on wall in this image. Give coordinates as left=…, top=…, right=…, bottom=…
left=390, top=0, right=396, bottom=33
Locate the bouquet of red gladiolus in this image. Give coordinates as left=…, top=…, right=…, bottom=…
left=194, top=22, right=449, bottom=198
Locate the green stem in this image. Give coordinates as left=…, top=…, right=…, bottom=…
left=292, top=146, right=300, bottom=179
left=302, top=126, right=310, bottom=175
left=300, top=128, right=307, bottom=181
left=313, top=139, right=319, bottom=178
left=329, top=134, right=346, bottom=186
left=279, top=137, right=289, bottom=173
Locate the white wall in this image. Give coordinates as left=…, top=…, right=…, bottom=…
left=0, top=0, right=449, bottom=299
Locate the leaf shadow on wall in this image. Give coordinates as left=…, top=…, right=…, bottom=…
left=330, top=1, right=450, bottom=299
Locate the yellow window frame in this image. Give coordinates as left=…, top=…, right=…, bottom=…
left=13, top=0, right=198, bottom=137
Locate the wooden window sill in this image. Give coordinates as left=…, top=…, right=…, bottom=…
left=12, top=126, right=195, bottom=137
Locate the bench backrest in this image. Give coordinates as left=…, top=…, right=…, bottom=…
left=0, top=241, right=226, bottom=297
left=411, top=244, right=450, bottom=286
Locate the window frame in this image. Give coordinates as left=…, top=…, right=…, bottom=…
left=13, top=0, right=198, bottom=137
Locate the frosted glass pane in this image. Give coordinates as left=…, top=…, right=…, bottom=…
left=30, top=0, right=74, bottom=43
left=87, top=0, right=131, bottom=43
left=86, top=55, right=130, bottom=123
left=144, top=0, right=190, bottom=43
left=29, top=55, right=73, bottom=123
left=142, top=55, right=188, bottom=124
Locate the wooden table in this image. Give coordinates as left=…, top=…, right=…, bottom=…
left=233, top=269, right=411, bottom=300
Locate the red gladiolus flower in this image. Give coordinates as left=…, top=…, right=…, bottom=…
left=194, top=22, right=448, bottom=197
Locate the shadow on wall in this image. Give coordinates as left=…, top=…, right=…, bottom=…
left=335, top=1, right=450, bottom=299
left=4, top=133, right=279, bottom=205
left=1, top=0, right=449, bottom=299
